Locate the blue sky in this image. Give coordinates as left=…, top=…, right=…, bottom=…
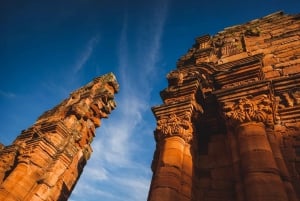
left=0, top=1, right=299, bottom=200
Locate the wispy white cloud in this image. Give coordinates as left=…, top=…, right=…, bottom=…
left=72, top=180, right=123, bottom=201
left=70, top=1, right=169, bottom=201
left=118, top=1, right=169, bottom=96
left=83, top=166, right=108, bottom=181
left=72, top=158, right=152, bottom=201
left=91, top=94, right=150, bottom=166
left=74, top=35, right=100, bottom=73
left=118, top=12, right=129, bottom=83
left=0, top=89, right=16, bottom=98
left=136, top=1, right=169, bottom=78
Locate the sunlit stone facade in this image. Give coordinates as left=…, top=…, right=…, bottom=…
left=148, top=11, right=300, bottom=201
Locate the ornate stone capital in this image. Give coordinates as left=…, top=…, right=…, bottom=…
left=155, top=113, right=193, bottom=143
left=223, top=95, right=273, bottom=126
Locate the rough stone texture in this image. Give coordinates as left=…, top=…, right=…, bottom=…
left=148, top=11, right=300, bottom=201
left=0, top=73, right=119, bottom=201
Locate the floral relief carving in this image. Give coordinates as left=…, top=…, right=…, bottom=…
left=244, top=26, right=261, bottom=37
left=155, top=113, right=193, bottom=143
left=213, top=35, right=245, bottom=58
left=223, top=95, right=273, bottom=126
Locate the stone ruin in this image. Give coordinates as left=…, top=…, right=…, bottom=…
left=0, top=73, right=119, bottom=201
left=1, top=11, right=300, bottom=201
left=147, top=11, right=300, bottom=201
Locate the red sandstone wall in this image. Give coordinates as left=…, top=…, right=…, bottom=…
left=148, top=11, right=300, bottom=201
left=0, top=73, right=118, bottom=201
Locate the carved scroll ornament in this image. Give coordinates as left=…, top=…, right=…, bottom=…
left=155, top=113, right=193, bottom=143
left=223, top=95, right=273, bottom=126
left=277, top=89, right=300, bottom=108
left=167, top=70, right=184, bottom=86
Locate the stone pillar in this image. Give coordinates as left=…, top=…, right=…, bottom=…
left=0, top=73, right=119, bottom=201
left=224, top=95, right=289, bottom=201
left=237, top=122, right=288, bottom=201
left=227, top=129, right=245, bottom=201
left=266, top=128, right=299, bottom=201
left=148, top=113, right=194, bottom=201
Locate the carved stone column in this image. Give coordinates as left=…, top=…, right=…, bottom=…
left=227, top=128, right=245, bottom=201
left=223, top=95, right=289, bottom=201
left=266, top=128, right=299, bottom=201
left=148, top=112, right=194, bottom=201
left=148, top=68, right=204, bottom=201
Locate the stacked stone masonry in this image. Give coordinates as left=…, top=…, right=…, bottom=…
left=0, top=73, right=119, bottom=201
left=148, top=11, right=300, bottom=201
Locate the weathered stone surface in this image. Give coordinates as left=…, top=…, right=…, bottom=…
left=148, top=11, right=300, bottom=201
left=0, top=73, right=118, bottom=201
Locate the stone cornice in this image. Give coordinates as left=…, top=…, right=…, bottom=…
left=214, top=54, right=264, bottom=90
left=160, top=79, right=201, bottom=103
left=272, top=74, right=300, bottom=123
left=152, top=99, right=203, bottom=121
left=215, top=53, right=264, bottom=72
left=214, top=81, right=271, bottom=103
